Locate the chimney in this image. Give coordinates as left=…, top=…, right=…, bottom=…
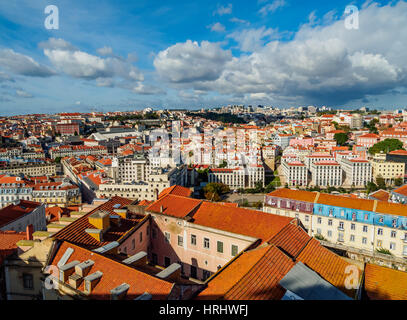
left=110, top=283, right=130, bottom=300
left=59, top=260, right=80, bottom=282
left=75, top=260, right=95, bottom=277
left=122, top=251, right=147, bottom=267
left=155, top=263, right=181, bottom=281
left=26, top=224, right=34, bottom=241
left=113, top=209, right=127, bottom=219
left=83, top=271, right=103, bottom=294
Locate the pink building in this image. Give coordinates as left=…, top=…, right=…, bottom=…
left=356, top=133, right=379, bottom=148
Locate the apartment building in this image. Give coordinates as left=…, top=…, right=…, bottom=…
left=31, top=182, right=82, bottom=207
left=264, top=188, right=407, bottom=259
left=0, top=200, right=46, bottom=232
left=208, top=168, right=245, bottom=190
left=281, top=161, right=308, bottom=187
left=341, top=158, right=372, bottom=187
left=310, top=161, right=342, bottom=187
left=356, top=133, right=380, bottom=148
left=371, top=155, right=405, bottom=184
left=305, top=154, right=334, bottom=170
left=0, top=161, right=57, bottom=177
left=0, top=176, right=33, bottom=208
left=49, top=145, right=107, bottom=159
left=111, top=154, right=149, bottom=183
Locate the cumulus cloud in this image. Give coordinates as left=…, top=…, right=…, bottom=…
left=153, top=1, right=407, bottom=106
left=154, top=40, right=232, bottom=83
left=0, top=49, right=55, bottom=77
left=214, top=3, right=232, bottom=16
left=209, top=22, right=226, bottom=32
left=259, top=0, right=286, bottom=16
left=41, top=38, right=143, bottom=82
left=228, top=27, right=280, bottom=52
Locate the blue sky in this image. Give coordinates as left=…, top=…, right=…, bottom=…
left=0, top=0, right=406, bottom=115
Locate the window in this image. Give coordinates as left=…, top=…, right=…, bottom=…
left=164, top=257, right=171, bottom=267
left=351, top=223, right=356, bottom=230
left=204, top=238, right=210, bottom=249
left=328, top=219, right=333, bottom=226
left=23, top=273, right=33, bottom=289
left=327, top=230, right=332, bottom=238
left=317, top=217, right=322, bottom=224
left=178, top=235, right=184, bottom=247
left=363, top=226, right=368, bottom=233
left=139, top=232, right=143, bottom=242
left=191, top=234, right=196, bottom=246
left=202, top=270, right=211, bottom=281
left=164, top=232, right=170, bottom=243
left=377, top=240, right=383, bottom=247
left=391, top=231, right=397, bottom=238
left=317, top=228, right=321, bottom=235
left=390, top=242, right=396, bottom=250
left=339, top=222, right=344, bottom=230
left=338, top=232, right=344, bottom=242
left=350, top=235, right=355, bottom=242
left=362, top=237, right=367, bottom=244
left=152, top=253, right=158, bottom=265
left=131, top=239, right=135, bottom=250
left=378, top=228, right=383, bottom=236
left=305, top=215, right=309, bottom=222
left=217, top=241, right=223, bottom=253
left=231, top=245, right=238, bottom=256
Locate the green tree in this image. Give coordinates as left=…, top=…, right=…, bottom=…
left=334, top=132, right=349, bottom=146
left=218, top=160, right=227, bottom=168
left=203, top=182, right=230, bottom=202
left=369, top=139, right=404, bottom=155
left=376, top=176, right=386, bottom=190
left=366, top=181, right=378, bottom=194
left=395, top=177, right=403, bottom=187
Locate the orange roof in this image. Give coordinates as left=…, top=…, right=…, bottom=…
left=269, top=223, right=311, bottom=258
left=197, top=245, right=295, bottom=300
left=369, top=190, right=390, bottom=202
left=0, top=200, right=41, bottom=228
left=364, top=264, right=407, bottom=300
left=267, top=188, right=317, bottom=203
left=146, top=195, right=202, bottom=219
left=53, top=197, right=137, bottom=250
left=296, top=238, right=361, bottom=298
left=0, top=231, right=27, bottom=264
left=158, top=185, right=192, bottom=199
left=392, top=184, right=407, bottom=196
left=49, top=241, right=174, bottom=300
left=389, top=149, right=407, bottom=156
left=191, top=202, right=293, bottom=242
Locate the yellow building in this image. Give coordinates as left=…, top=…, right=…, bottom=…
left=371, top=156, right=405, bottom=184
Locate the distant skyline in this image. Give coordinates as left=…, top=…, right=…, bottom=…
left=1, top=0, right=407, bottom=115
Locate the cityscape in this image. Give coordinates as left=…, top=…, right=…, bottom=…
left=1, top=0, right=407, bottom=310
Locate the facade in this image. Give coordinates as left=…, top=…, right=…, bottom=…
left=112, top=154, right=149, bottom=183
left=208, top=168, right=245, bottom=190
left=264, top=189, right=407, bottom=259
left=371, top=157, right=405, bottom=184
left=281, top=161, right=308, bottom=187
left=341, top=158, right=372, bottom=187
left=55, top=123, right=80, bottom=136
left=356, top=133, right=380, bottom=148
left=49, top=145, right=107, bottom=159
left=0, top=200, right=46, bottom=232
left=0, top=162, right=57, bottom=177
left=31, top=182, right=82, bottom=207
left=310, top=161, right=342, bottom=187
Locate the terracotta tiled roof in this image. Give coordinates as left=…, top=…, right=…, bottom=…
left=364, top=264, right=407, bottom=300
left=392, top=184, right=407, bottom=196
left=369, top=190, right=390, bottom=202
left=0, top=230, right=27, bottom=264
left=268, top=223, right=311, bottom=258
left=317, top=193, right=375, bottom=211
left=158, top=185, right=192, bottom=199
left=0, top=200, right=41, bottom=228
left=146, top=195, right=202, bottom=219
left=297, top=238, right=361, bottom=298
left=53, top=197, right=136, bottom=250
left=197, top=245, right=295, bottom=300
left=191, top=202, right=293, bottom=242
left=267, top=188, right=318, bottom=203
left=49, top=241, right=174, bottom=300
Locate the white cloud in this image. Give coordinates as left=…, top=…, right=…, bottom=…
left=16, top=89, right=33, bottom=98
left=41, top=38, right=144, bottom=82
left=230, top=17, right=250, bottom=25
left=259, top=0, right=286, bottom=16
left=0, top=49, right=55, bottom=77
left=228, top=27, right=279, bottom=52
left=154, top=40, right=232, bottom=83
left=209, top=22, right=226, bottom=32
left=97, top=46, right=114, bottom=56
left=153, top=1, right=407, bottom=106
left=214, top=3, right=232, bottom=16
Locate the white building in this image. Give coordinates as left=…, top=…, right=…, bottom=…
left=311, top=161, right=343, bottom=187
left=341, top=158, right=372, bottom=187
left=282, top=161, right=308, bottom=187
